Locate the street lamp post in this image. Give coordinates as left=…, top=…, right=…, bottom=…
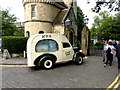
left=65, top=18, right=71, bottom=26
left=83, top=15, right=89, bottom=26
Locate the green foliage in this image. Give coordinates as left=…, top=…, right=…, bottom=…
left=90, top=24, right=97, bottom=39
left=77, top=6, right=85, bottom=45
left=90, top=41, right=104, bottom=49
left=1, top=9, right=18, bottom=36
left=2, top=36, right=28, bottom=53
left=95, top=41, right=104, bottom=48
left=97, top=14, right=120, bottom=40
left=77, top=7, right=85, bottom=30
left=14, top=29, right=24, bottom=36
left=90, top=43, right=98, bottom=49
left=90, top=11, right=120, bottom=40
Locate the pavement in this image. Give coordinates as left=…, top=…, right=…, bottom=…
left=1, top=56, right=119, bottom=88
left=0, top=57, right=27, bottom=65
left=0, top=57, right=88, bottom=65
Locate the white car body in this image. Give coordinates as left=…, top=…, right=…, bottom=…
left=27, top=34, right=75, bottom=67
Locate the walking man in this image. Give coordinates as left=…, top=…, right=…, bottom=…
left=104, top=41, right=114, bottom=68
left=114, top=41, right=120, bottom=69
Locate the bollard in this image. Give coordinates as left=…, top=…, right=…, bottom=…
left=24, top=51, right=26, bottom=58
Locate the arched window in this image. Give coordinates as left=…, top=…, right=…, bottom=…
left=39, top=31, right=44, bottom=34
left=26, top=31, right=30, bottom=37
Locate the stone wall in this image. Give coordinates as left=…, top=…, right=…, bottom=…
left=24, top=3, right=60, bottom=22
left=25, top=22, right=52, bottom=36
left=65, top=8, right=77, bottom=36
left=54, top=25, right=64, bottom=34
left=81, top=27, right=90, bottom=55
left=24, top=3, right=60, bottom=36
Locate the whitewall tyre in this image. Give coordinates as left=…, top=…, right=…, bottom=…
left=43, top=59, right=53, bottom=69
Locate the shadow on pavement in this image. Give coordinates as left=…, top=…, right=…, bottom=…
left=29, top=61, right=85, bottom=71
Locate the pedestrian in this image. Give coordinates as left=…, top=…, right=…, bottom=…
left=104, top=41, right=114, bottom=68
left=113, top=40, right=117, bottom=47
left=103, top=41, right=107, bottom=63
left=114, top=41, right=120, bottom=69
left=113, top=40, right=117, bottom=57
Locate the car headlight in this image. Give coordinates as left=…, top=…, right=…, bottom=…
left=79, top=50, right=82, bottom=52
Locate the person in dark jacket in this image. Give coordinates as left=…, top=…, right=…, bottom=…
left=104, top=41, right=114, bottom=68
left=114, top=41, right=120, bottom=69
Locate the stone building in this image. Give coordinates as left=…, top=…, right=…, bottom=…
left=23, top=0, right=77, bottom=46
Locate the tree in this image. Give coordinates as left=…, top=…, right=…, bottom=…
left=90, top=24, right=96, bottom=39
left=90, top=11, right=109, bottom=40
left=77, top=6, right=85, bottom=45
left=1, top=9, right=18, bottom=36
left=99, top=13, right=120, bottom=40
left=90, top=11, right=120, bottom=40
left=87, top=0, right=120, bottom=13
left=14, top=29, right=24, bottom=36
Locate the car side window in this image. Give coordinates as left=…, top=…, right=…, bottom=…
left=63, top=43, right=71, bottom=48
left=35, top=39, right=58, bottom=52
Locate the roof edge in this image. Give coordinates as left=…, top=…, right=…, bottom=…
left=23, top=0, right=67, bottom=9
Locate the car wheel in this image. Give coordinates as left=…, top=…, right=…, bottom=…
left=75, top=55, right=83, bottom=65
left=39, top=56, right=54, bottom=69
left=43, top=59, right=53, bottom=69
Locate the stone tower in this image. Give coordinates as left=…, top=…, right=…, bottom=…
left=23, top=0, right=67, bottom=37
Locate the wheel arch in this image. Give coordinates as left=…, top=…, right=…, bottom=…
left=34, top=53, right=57, bottom=66
left=73, top=52, right=85, bottom=61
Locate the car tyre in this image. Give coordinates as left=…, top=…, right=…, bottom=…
left=39, top=56, right=54, bottom=70
left=75, top=55, right=83, bottom=65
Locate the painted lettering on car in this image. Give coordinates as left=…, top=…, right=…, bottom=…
left=65, top=51, right=70, bottom=56
left=42, top=35, right=51, bottom=38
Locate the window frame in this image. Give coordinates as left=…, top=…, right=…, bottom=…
left=31, top=5, right=36, bottom=19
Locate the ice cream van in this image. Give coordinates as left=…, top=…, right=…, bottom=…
left=27, top=33, right=85, bottom=69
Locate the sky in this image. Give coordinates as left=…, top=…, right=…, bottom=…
left=78, top=0, right=98, bottom=28
left=0, top=0, right=117, bottom=29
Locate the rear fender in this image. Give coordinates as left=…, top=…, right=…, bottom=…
left=34, top=53, right=57, bottom=66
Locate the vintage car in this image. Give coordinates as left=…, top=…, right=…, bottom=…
left=27, top=34, right=85, bottom=69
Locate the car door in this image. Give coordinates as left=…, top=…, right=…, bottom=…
left=62, top=42, right=74, bottom=62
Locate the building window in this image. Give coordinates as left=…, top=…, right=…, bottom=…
left=26, top=31, right=30, bottom=37
left=39, top=31, right=44, bottom=34
left=35, top=39, right=58, bottom=52
left=31, top=5, right=36, bottom=18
